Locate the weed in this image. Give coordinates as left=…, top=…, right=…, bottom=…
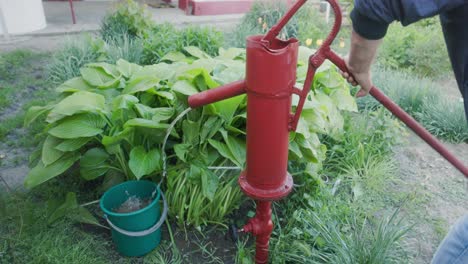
left=143, top=241, right=183, bottom=264
left=142, top=23, right=223, bottom=65
left=100, top=0, right=153, bottom=42
left=0, top=50, right=34, bottom=81
left=270, top=176, right=411, bottom=264
left=358, top=67, right=438, bottom=113
left=0, top=114, right=25, bottom=141
left=0, top=192, right=110, bottom=264
left=417, top=96, right=468, bottom=143
left=226, top=1, right=342, bottom=50
left=179, top=26, right=224, bottom=57
left=378, top=22, right=451, bottom=78
left=105, top=34, right=144, bottom=64
left=47, top=36, right=106, bottom=84
left=235, top=238, right=254, bottom=264
left=323, top=109, right=406, bottom=178
left=312, top=210, right=410, bottom=264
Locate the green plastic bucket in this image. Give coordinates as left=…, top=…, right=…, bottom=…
left=100, top=180, right=167, bottom=257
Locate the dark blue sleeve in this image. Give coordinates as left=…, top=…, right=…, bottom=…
left=351, top=0, right=467, bottom=39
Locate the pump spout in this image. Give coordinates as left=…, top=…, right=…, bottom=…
left=188, top=80, right=246, bottom=108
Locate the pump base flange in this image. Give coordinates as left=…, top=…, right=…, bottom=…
left=238, top=171, right=293, bottom=201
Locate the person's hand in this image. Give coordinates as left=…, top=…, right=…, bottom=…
left=340, top=55, right=373, bottom=97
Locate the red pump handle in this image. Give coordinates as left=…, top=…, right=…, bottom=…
left=333, top=56, right=468, bottom=178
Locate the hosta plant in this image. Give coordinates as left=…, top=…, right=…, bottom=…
left=24, top=46, right=357, bottom=227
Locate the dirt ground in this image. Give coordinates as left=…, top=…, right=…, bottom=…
left=393, top=134, right=468, bottom=263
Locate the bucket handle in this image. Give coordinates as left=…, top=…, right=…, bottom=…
left=104, top=191, right=168, bottom=237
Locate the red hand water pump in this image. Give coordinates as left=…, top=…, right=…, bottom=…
left=188, top=0, right=468, bottom=263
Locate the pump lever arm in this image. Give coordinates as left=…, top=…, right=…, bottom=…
left=331, top=55, right=468, bottom=178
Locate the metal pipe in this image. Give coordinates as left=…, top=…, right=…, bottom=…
left=0, top=0, right=10, bottom=40
left=188, top=80, right=246, bottom=108
left=68, top=0, right=76, bottom=24
left=241, top=201, right=273, bottom=264
left=328, top=49, right=468, bottom=178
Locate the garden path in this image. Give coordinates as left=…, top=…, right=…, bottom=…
left=393, top=134, right=468, bottom=263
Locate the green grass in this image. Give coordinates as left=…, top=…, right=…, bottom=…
left=323, top=109, right=406, bottom=177
left=417, top=96, right=468, bottom=143
left=0, top=50, right=55, bottom=147
left=357, top=67, right=438, bottom=113
left=47, top=36, right=106, bottom=85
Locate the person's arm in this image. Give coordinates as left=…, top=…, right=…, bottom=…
left=343, top=31, right=382, bottom=97
left=344, top=0, right=466, bottom=96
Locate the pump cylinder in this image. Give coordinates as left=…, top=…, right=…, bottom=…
left=238, top=35, right=298, bottom=200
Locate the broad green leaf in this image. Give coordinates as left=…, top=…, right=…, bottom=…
left=151, top=91, right=174, bottom=100
left=160, top=51, right=186, bottom=62
left=212, top=63, right=245, bottom=85
left=174, top=144, right=191, bottom=162
left=289, top=141, right=303, bottom=159
left=116, top=59, right=142, bottom=78
left=48, top=192, right=78, bottom=224
left=80, top=148, right=110, bottom=180
left=153, top=107, right=174, bottom=122
left=86, top=62, right=120, bottom=77
left=101, top=170, right=125, bottom=191
left=172, top=80, right=198, bottom=95
left=24, top=104, right=54, bottom=127
left=296, top=117, right=311, bottom=139
left=223, top=135, right=246, bottom=167
left=217, top=47, right=245, bottom=60
left=128, top=146, right=160, bottom=179
left=135, top=104, right=174, bottom=122
left=81, top=166, right=110, bottom=181
left=113, top=94, right=139, bottom=110
left=73, top=207, right=106, bottom=227
left=329, top=88, right=358, bottom=112
left=188, top=164, right=203, bottom=182
left=314, top=69, right=343, bottom=89
left=182, top=120, right=199, bottom=145
left=102, top=128, right=133, bottom=151
left=213, top=94, right=245, bottom=122
left=208, top=139, right=237, bottom=165
left=191, top=59, right=218, bottom=73
left=184, top=46, right=211, bottom=59
left=297, top=46, right=315, bottom=65
left=80, top=148, right=109, bottom=167
left=200, top=117, right=223, bottom=143
left=201, top=169, right=219, bottom=201
left=124, top=118, right=169, bottom=130
left=48, top=114, right=105, bottom=139
left=46, top=91, right=106, bottom=123
left=55, top=77, right=93, bottom=93
left=180, top=68, right=219, bottom=89
left=55, top=137, right=92, bottom=152
left=134, top=104, right=154, bottom=119
left=123, top=76, right=160, bottom=94
left=80, top=67, right=119, bottom=88
left=295, top=134, right=319, bottom=163
left=24, top=152, right=80, bottom=188
left=131, top=63, right=177, bottom=81
left=42, top=135, right=65, bottom=166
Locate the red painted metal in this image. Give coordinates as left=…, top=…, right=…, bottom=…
left=68, top=0, right=76, bottom=24
left=178, top=0, right=188, bottom=11
left=241, top=201, right=273, bottom=264
left=188, top=80, right=246, bottom=108
left=328, top=37, right=468, bottom=178
left=188, top=0, right=468, bottom=262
